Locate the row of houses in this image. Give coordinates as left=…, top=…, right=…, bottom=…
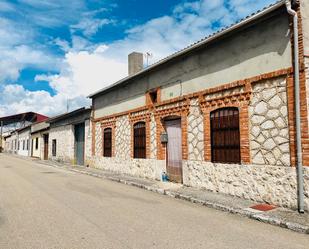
left=2, top=0, right=309, bottom=212
left=3, top=108, right=91, bottom=165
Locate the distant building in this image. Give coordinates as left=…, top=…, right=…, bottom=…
left=16, top=126, right=31, bottom=157
left=30, top=121, right=50, bottom=160
left=0, top=112, right=48, bottom=152
left=47, top=108, right=91, bottom=165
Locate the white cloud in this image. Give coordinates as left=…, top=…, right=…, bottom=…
left=0, top=84, right=90, bottom=117
left=0, top=0, right=276, bottom=117
left=71, top=18, right=114, bottom=37
left=36, top=46, right=127, bottom=97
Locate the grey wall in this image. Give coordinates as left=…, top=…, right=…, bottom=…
left=31, top=121, right=49, bottom=133
left=94, top=9, right=292, bottom=118
left=301, top=0, right=309, bottom=55
left=49, top=111, right=90, bottom=128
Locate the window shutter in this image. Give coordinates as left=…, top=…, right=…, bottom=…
left=133, top=122, right=146, bottom=159
left=210, top=107, right=240, bottom=163
left=103, top=128, right=112, bottom=157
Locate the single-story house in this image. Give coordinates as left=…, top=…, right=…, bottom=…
left=31, top=121, right=50, bottom=160
left=16, top=125, right=31, bottom=157
left=47, top=108, right=91, bottom=165
left=88, top=0, right=309, bottom=211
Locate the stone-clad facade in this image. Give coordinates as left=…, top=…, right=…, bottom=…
left=88, top=2, right=309, bottom=211
left=249, top=77, right=290, bottom=166
left=48, top=108, right=91, bottom=165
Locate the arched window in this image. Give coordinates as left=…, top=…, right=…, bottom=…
left=103, top=128, right=112, bottom=157
left=210, top=107, right=240, bottom=163
left=133, top=122, right=146, bottom=159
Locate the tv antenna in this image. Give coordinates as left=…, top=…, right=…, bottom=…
left=144, top=52, right=153, bottom=67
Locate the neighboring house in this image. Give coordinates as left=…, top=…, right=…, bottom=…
left=0, top=112, right=48, bottom=154
left=3, top=134, right=12, bottom=153
left=5, top=132, right=18, bottom=154
left=31, top=121, right=50, bottom=160
left=88, top=1, right=309, bottom=211
left=16, top=126, right=31, bottom=157
left=47, top=108, right=91, bottom=165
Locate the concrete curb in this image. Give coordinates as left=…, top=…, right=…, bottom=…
left=40, top=162, right=309, bottom=234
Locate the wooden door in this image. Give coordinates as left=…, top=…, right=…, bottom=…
left=165, top=119, right=182, bottom=183
left=74, top=123, right=85, bottom=165
left=43, top=134, right=49, bottom=160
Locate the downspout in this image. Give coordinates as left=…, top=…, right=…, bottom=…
left=285, top=0, right=304, bottom=213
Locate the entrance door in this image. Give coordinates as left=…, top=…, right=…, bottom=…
left=74, top=123, right=85, bottom=165
left=43, top=134, right=49, bottom=160
left=165, top=119, right=182, bottom=183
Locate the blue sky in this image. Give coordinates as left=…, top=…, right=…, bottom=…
left=0, top=0, right=276, bottom=117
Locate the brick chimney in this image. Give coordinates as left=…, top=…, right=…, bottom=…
left=128, top=52, right=143, bottom=76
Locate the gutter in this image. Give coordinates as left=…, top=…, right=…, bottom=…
left=285, top=0, right=304, bottom=213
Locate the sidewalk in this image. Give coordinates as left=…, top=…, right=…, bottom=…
left=32, top=157, right=309, bottom=234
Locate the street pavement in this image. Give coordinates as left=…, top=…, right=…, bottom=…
left=0, top=154, right=308, bottom=249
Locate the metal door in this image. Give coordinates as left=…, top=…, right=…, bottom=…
left=74, top=123, right=85, bottom=165
left=165, top=119, right=182, bottom=183
left=43, top=134, right=49, bottom=160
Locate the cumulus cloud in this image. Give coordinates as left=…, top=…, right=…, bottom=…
left=71, top=18, right=114, bottom=37
left=0, top=0, right=276, bottom=117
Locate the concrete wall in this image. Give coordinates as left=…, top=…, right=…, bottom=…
left=301, top=0, right=309, bottom=55
left=93, top=10, right=292, bottom=118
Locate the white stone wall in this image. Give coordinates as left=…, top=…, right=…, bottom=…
left=85, top=119, right=92, bottom=164
left=150, top=114, right=157, bottom=159
left=94, top=122, right=102, bottom=157
left=183, top=160, right=309, bottom=211
left=49, top=125, right=75, bottom=163
left=249, top=77, right=290, bottom=166
left=187, top=98, right=204, bottom=161
left=115, top=115, right=131, bottom=159
left=90, top=156, right=165, bottom=180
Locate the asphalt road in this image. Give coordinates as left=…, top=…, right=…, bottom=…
left=0, top=154, right=308, bottom=249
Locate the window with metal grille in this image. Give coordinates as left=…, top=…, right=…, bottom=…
left=210, top=107, right=240, bottom=164
left=133, top=122, right=146, bottom=159
left=103, top=128, right=112, bottom=157
left=52, top=139, right=57, bottom=156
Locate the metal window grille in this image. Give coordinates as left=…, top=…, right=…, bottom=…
left=133, top=122, right=146, bottom=159
left=103, top=128, right=112, bottom=157
left=210, top=107, right=241, bottom=164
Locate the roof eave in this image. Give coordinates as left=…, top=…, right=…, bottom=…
left=88, top=0, right=286, bottom=99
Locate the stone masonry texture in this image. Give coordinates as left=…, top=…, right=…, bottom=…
left=249, top=77, right=290, bottom=166
left=187, top=98, right=204, bottom=161
left=115, top=115, right=131, bottom=159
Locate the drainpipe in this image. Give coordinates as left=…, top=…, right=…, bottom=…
left=285, top=0, right=304, bottom=213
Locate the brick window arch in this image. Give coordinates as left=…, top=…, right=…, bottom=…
left=133, top=122, right=146, bottom=159
left=103, top=127, right=112, bottom=157
left=210, top=107, right=240, bottom=163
